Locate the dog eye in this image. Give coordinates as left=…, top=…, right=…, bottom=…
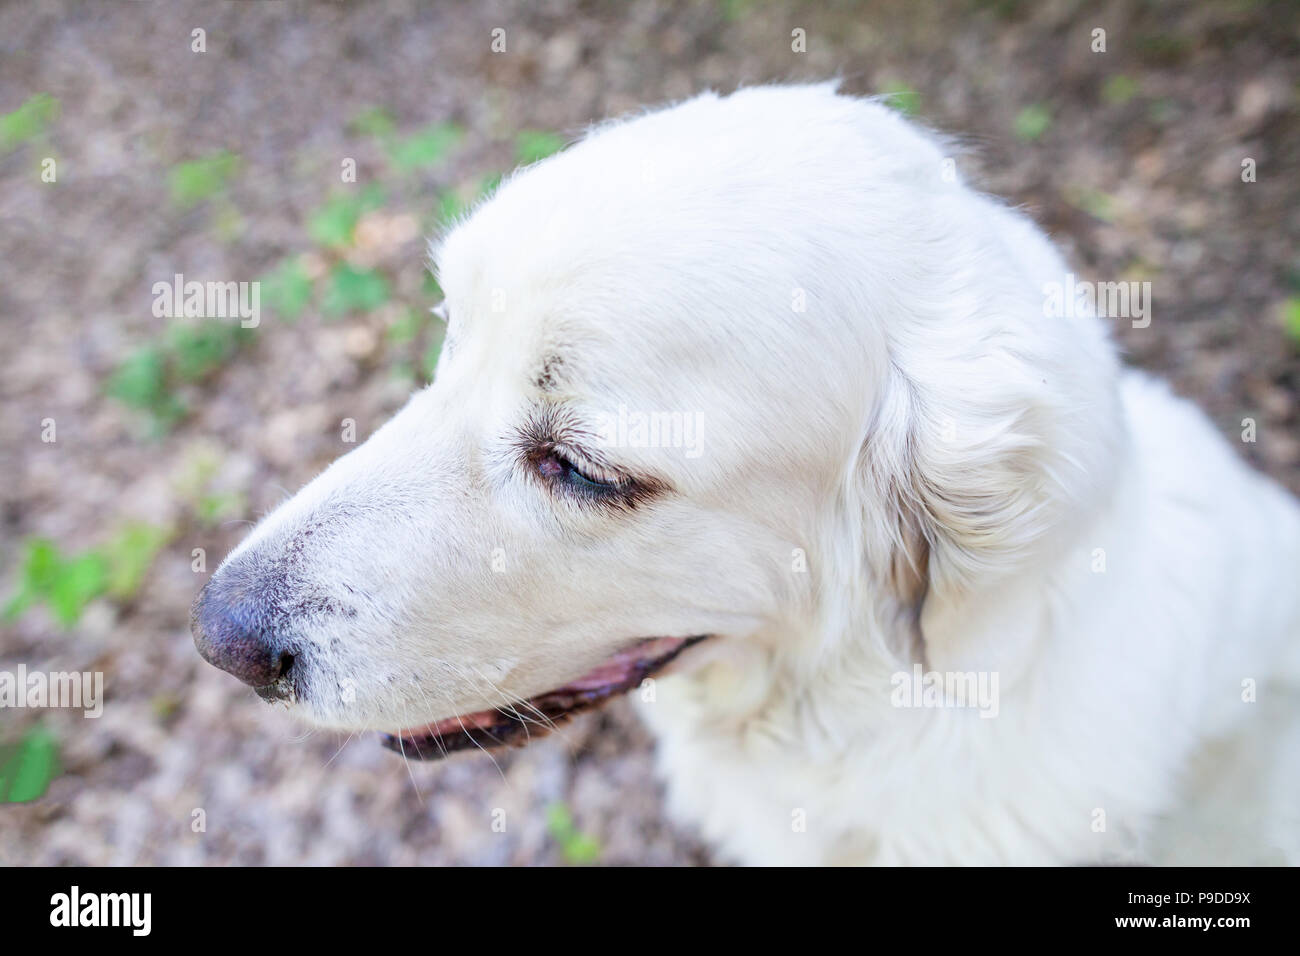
left=536, top=450, right=618, bottom=490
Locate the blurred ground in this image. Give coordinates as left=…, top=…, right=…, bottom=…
left=1, top=0, right=1297, bottom=865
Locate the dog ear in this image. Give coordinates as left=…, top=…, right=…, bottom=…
left=858, top=336, right=1121, bottom=611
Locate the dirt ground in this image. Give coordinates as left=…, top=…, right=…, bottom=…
left=1, top=0, right=1297, bottom=865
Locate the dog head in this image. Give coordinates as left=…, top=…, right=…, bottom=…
left=192, top=84, right=1122, bottom=751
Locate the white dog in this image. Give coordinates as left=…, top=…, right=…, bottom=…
left=193, top=84, right=1300, bottom=865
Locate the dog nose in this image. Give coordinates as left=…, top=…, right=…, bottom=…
left=191, top=579, right=292, bottom=688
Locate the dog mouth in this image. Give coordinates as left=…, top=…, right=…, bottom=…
left=380, top=635, right=706, bottom=761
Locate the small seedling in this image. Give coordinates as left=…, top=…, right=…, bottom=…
left=0, top=727, right=60, bottom=803
left=107, top=321, right=254, bottom=433
left=101, top=522, right=172, bottom=600
left=308, top=184, right=387, bottom=249
left=545, top=802, right=602, bottom=865
left=323, top=263, right=390, bottom=317
left=0, top=93, right=59, bottom=152
left=1282, top=297, right=1300, bottom=345
left=1102, top=75, right=1140, bottom=106
left=260, top=256, right=315, bottom=323
left=3, top=538, right=108, bottom=628
left=169, top=151, right=240, bottom=208
left=879, top=82, right=921, bottom=117
left=388, top=122, right=463, bottom=172
left=1013, top=103, right=1053, bottom=141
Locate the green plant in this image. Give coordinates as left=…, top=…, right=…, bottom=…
left=0, top=93, right=59, bottom=152
left=101, top=522, right=171, bottom=600
left=1282, top=297, right=1300, bottom=345
left=106, top=345, right=185, bottom=427
left=4, top=522, right=172, bottom=628
left=167, top=321, right=249, bottom=382
left=323, top=263, right=390, bottom=317
left=389, top=122, right=463, bottom=171
left=515, top=130, right=565, bottom=165
left=385, top=308, right=422, bottom=345
left=3, top=538, right=108, bottom=628
left=260, top=256, right=315, bottom=322
left=173, top=446, right=246, bottom=527
left=0, top=727, right=60, bottom=803
left=169, top=151, right=240, bottom=208
left=308, top=185, right=387, bottom=249
left=719, top=0, right=754, bottom=22
left=1063, top=184, right=1118, bottom=223
left=1013, top=103, right=1053, bottom=141
left=107, top=321, right=254, bottom=433
left=165, top=321, right=244, bottom=382
left=879, top=82, right=922, bottom=117
left=195, top=491, right=246, bottom=527
left=1102, top=74, right=1140, bottom=106
left=545, top=802, right=602, bottom=865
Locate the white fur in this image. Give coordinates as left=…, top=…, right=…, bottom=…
left=224, top=85, right=1300, bottom=865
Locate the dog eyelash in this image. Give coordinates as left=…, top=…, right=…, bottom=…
left=514, top=407, right=667, bottom=509
left=534, top=446, right=626, bottom=496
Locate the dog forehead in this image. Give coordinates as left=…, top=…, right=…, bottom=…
left=430, top=85, right=944, bottom=420
left=434, top=85, right=941, bottom=338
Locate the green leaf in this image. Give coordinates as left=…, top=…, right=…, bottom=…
left=385, top=308, right=422, bottom=345
left=515, top=130, right=565, bottom=165
left=308, top=185, right=386, bottom=249
left=166, top=321, right=247, bottom=383
left=880, top=82, right=921, bottom=117
left=47, top=552, right=108, bottom=627
left=545, top=802, right=602, bottom=865
left=102, top=522, right=171, bottom=600
left=719, top=0, right=753, bottom=22
left=388, top=122, right=462, bottom=171
left=1283, top=297, right=1300, bottom=345
left=106, top=348, right=167, bottom=409
left=0, top=727, right=61, bottom=803
left=169, top=151, right=239, bottom=208
left=1013, top=104, right=1053, bottom=141
left=559, top=832, right=601, bottom=864
left=0, top=93, right=59, bottom=152
left=323, top=264, right=390, bottom=317
left=20, top=538, right=62, bottom=593
left=261, top=258, right=314, bottom=322
left=1102, top=74, right=1140, bottom=106
left=1063, top=184, right=1117, bottom=223
left=3, top=538, right=59, bottom=622
left=309, top=197, right=363, bottom=248
left=143, top=395, right=189, bottom=436
left=196, top=492, right=245, bottom=527
left=5, top=528, right=164, bottom=626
